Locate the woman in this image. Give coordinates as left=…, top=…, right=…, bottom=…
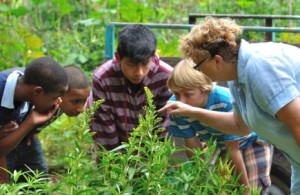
left=159, top=17, right=300, bottom=194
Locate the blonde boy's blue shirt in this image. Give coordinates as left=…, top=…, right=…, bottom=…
left=228, top=39, right=300, bottom=192
left=169, top=86, right=256, bottom=150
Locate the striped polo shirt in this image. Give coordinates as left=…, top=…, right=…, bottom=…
left=169, top=86, right=256, bottom=150
left=88, top=55, right=173, bottom=150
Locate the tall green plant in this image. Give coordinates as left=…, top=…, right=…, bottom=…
left=2, top=0, right=300, bottom=71
left=48, top=87, right=251, bottom=194
left=0, top=88, right=260, bottom=194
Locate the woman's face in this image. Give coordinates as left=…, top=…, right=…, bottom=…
left=193, top=58, right=218, bottom=81
left=193, top=55, right=231, bottom=82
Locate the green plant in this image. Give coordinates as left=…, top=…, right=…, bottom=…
left=48, top=88, right=251, bottom=194
left=0, top=168, right=52, bottom=194
left=0, top=87, right=261, bottom=194
left=2, top=0, right=300, bottom=72
left=48, top=99, right=104, bottom=194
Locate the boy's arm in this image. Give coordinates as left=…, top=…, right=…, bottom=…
left=0, top=121, right=19, bottom=139
left=169, top=113, right=200, bottom=159
left=0, top=103, right=60, bottom=157
left=0, top=157, right=8, bottom=183
left=276, top=97, right=300, bottom=146
left=224, top=140, right=250, bottom=194
left=184, top=136, right=203, bottom=159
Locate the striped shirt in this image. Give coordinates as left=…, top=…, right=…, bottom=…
left=88, top=55, right=173, bottom=150
left=169, top=86, right=257, bottom=150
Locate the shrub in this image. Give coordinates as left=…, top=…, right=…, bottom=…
left=0, top=88, right=257, bottom=194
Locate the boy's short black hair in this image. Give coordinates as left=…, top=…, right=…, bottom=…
left=117, top=24, right=157, bottom=64
left=24, top=56, right=68, bottom=94
left=64, top=65, right=89, bottom=90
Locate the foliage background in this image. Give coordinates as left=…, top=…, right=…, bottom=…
left=1, top=0, right=300, bottom=181
left=1, top=0, right=300, bottom=72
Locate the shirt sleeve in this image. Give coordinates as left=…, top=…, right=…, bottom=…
left=223, top=133, right=244, bottom=142
left=168, top=95, right=200, bottom=138
left=90, top=76, right=120, bottom=150
left=169, top=115, right=197, bottom=138
left=247, top=53, right=299, bottom=116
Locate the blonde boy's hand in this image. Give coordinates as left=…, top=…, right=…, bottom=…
left=0, top=121, right=19, bottom=139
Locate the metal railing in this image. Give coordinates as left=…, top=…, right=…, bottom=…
left=105, top=22, right=300, bottom=60
left=188, top=14, right=300, bottom=41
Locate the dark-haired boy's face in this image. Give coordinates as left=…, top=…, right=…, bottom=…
left=32, top=92, right=65, bottom=114
left=120, top=57, right=152, bottom=84
left=60, top=87, right=90, bottom=116
left=30, top=85, right=68, bottom=114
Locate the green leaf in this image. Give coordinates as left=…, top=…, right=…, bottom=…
left=32, top=0, right=46, bottom=6
left=53, top=0, right=74, bottom=16
left=9, top=6, right=30, bottom=17
left=0, top=4, right=9, bottom=12
left=78, top=54, right=88, bottom=64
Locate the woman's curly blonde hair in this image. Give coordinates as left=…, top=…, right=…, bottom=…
left=180, top=17, right=242, bottom=63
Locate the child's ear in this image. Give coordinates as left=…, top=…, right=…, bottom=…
left=115, top=52, right=120, bottom=62
left=32, top=86, right=44, bottom=96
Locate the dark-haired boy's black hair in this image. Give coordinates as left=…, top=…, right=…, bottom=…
left=64, top=65, right=90, bottom=90
left=24, top=56, right=68, bottom=94
left=116, top=24, right=157, bottom=64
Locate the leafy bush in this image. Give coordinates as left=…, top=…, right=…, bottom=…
left=0, top=88, right=260, bottom=194
left=1, top=0, right=300, bottom=71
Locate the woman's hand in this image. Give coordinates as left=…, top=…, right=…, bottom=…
left=158, top=101, right=195, bottom=118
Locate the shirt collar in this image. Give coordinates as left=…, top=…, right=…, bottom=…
left=1, top=70, right=29, bottom=113
left=237, top=39, right=251, bottom=84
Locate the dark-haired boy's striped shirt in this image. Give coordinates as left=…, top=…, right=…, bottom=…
left=88, top=55, right=172, bottom=150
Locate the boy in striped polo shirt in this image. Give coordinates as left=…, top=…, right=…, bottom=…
left=167, top=59, right=273, bottom=194
left=88, top=24, right=173, bottom=151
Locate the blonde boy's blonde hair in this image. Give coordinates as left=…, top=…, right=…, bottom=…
left=180, top=17, right=242, bottom=63
left=167, top=59, right=213, bottom=93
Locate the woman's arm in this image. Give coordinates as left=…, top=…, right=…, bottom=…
left=158, top=101, right=251, bottom=136
left=276, top=97, right=300, bottom=146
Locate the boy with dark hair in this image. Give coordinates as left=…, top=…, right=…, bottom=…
left=5, top=64, right=90, bottom=182
left=88, top=24, right=173, bottom=151
left=0, top=56, right=68, bottom=156
left=0, top=56, right=68, bottom=182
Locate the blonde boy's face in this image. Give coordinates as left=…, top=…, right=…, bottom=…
left=174, top=88, right=208, bottom=108
left=60, top=87, right=90, bottom=116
